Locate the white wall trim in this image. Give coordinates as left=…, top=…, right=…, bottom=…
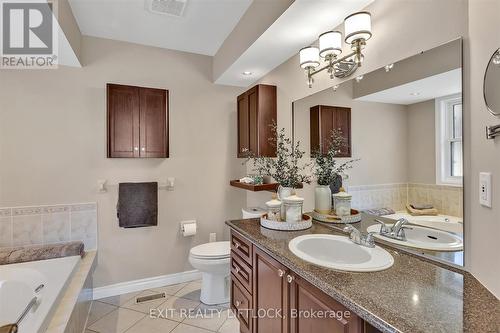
left=93, top=270, right=202, bottom=300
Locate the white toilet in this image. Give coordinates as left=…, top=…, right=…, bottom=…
left=188, top=241, right=230, bottom=305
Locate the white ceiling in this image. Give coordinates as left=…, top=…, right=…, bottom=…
left=354, top=69, right=462, bottom=105
left=68, top=0, right=252, bottom=56
left=215, top=0, right=373, bottom=86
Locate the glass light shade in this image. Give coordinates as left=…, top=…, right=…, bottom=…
left=299, top=46, right=320, bottom=69
left=344, top=11, right=372, bottom=44
left=319, top=31, right=342, bottom=58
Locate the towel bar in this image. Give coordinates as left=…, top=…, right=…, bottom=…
left=486, top=124, right=500, bottom=139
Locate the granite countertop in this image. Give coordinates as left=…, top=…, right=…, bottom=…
left=226, top=218, right=500, bottom=333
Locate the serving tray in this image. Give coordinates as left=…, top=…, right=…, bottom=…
left=260, top=214, right=312, bottom=231
left=310, top=209, right=362, bottom=224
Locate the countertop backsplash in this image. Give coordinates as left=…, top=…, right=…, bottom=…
left=0, top=203, right=97, bottom=251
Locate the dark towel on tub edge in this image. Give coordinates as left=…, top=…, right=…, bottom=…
left=118, top=182, right=158, bottom=228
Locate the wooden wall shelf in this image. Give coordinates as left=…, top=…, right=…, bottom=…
left=230, top=180, right=279, bottom=192
left=229, top=180, right=303, bottom=192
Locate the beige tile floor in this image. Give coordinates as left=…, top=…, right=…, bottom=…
left=86, top=280, right=239, bottom=333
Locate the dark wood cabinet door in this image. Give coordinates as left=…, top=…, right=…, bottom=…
left=248, top=87, right=259, bottom=155
left=107, top=84, right=168, bottom=158
left=310, top=105, right=351, bottom=157
left=236, top=84, right=276, bottom=158
left=139, top=88, right=168, bottom=158
left=237, top=94, right=249, bottom=157
left=257, top=85, right=277, bottom=157
left=253, top=247, right=288, bottom=333
left=289, top=274, right=364, bottom=333
left=107, top=84, right=140, bottom=158
left=334, top=106, right=351, bottom=157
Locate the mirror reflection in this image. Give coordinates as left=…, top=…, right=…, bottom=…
left=294, top=39, right=464, bottom=266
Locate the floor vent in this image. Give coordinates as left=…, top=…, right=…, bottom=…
left=148, top=0, right=188, bottom=17
left=136, top=292, right=166, bottom=304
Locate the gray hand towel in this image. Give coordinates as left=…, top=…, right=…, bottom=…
left=118, top=182, right=158, bottom=228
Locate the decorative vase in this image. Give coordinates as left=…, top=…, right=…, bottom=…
left=329, top=174, right=343, bottom=194
left=314, top=185, right=332, bottom=214
left=277, top=186, right=294, bottom=220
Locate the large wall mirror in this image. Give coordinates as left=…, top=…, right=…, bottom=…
left=293, top=38, right=464, bottom=267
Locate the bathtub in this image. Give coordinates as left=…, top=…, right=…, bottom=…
left=384, top=212, right=463, bottom=235
left=0, top=255, right=81, bottom=333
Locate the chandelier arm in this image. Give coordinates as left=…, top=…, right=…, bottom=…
left=307, top=49, right=359, bottom=78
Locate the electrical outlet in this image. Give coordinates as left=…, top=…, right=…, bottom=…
left=209, top=233, right=217, bottom=242
left=479, top=172, right=492, bottom=208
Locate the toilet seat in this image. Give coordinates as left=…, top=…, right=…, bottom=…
left=189, top=241, right=230, bottom=260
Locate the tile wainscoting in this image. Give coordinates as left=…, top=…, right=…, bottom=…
left=350, top=183, right=408, bottom=212
left=408, top=183, right=463, bottom=218
left=0, top=203, right=97, bottom=250
left=350, top=183, right=463, bottom=218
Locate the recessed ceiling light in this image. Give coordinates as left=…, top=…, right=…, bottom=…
left=410, top=92, right=420, bottom=96
left=384, top=63, right=394, bottom=72
left=332, top=84, right=339, bottom=92
left=242, top=71, right=253, bottom=76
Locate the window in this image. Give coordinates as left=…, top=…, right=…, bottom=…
left=436, top=94, right=463, bottom=185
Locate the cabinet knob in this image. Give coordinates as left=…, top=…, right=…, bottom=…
left=235, top=300, right=241, bottom=307
left=134, top=147, right=139, bottom=151
left=278, top=269, right=285, bottom=277
left=234, top=242, right=240, bottom=249
left=141, top=147, right=145, bottom=151
left=235, top=266, right=240, bottom=274
left=287, top=274, right=294, bottom=284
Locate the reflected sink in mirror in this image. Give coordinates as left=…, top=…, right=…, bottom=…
left=289, top=234, right=394, bottom=272
left=383, top=213, right=463, bottom=234
left=366, top=224, right=463, bottom=251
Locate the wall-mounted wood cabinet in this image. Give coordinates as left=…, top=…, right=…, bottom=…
left=107, top=84, right=168, bottom=158
left=237, top=84, right=277, bottom=158
left=310, top=105, right=351, bottom=157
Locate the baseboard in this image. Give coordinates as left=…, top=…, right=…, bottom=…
left=93, top=270, right=202, bottom=300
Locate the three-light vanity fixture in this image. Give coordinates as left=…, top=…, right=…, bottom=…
left=299, top=11, right=372, bottom=87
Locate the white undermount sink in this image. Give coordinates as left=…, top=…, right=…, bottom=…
left=366, top=224, right=463, bottom=251
left=288, top=234, right=394, bottom=272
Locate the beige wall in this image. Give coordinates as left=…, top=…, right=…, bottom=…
left=0, top=36, right=246, bottom=287
left=466, top=0, right=500, bottom=297
left=407, top=99, right=436, bottom=184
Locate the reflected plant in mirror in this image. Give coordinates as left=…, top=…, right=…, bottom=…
left=312, top=129, right=359, bottom=214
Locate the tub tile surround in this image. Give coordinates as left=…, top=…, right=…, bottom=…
left=349, top=183, right=463, bottom=217
left=0, top=203, right=98, bottom=250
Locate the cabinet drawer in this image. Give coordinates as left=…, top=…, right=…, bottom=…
left=230, top=274, right=252, bottom=333
left=230, top=231, right=253, bottom=265
left=231, top=252, right=253, bottom=294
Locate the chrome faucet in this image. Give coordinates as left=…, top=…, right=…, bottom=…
left=343, top=225, right=375, bottom=248
left=374, top=218, right=412, bottom=241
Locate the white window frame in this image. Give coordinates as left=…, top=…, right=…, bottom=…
left=435, top=93, right=463, bottom=186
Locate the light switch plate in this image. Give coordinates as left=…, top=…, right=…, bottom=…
left=479, top=172, right=492, bottom=208
left=209, top=233, right=217, bottom=242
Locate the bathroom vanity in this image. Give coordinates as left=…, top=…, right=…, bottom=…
left=227, top=218, right=499, bottom=333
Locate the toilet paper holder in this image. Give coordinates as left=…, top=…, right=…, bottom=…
left=180, top=220, right=197, bottom=236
